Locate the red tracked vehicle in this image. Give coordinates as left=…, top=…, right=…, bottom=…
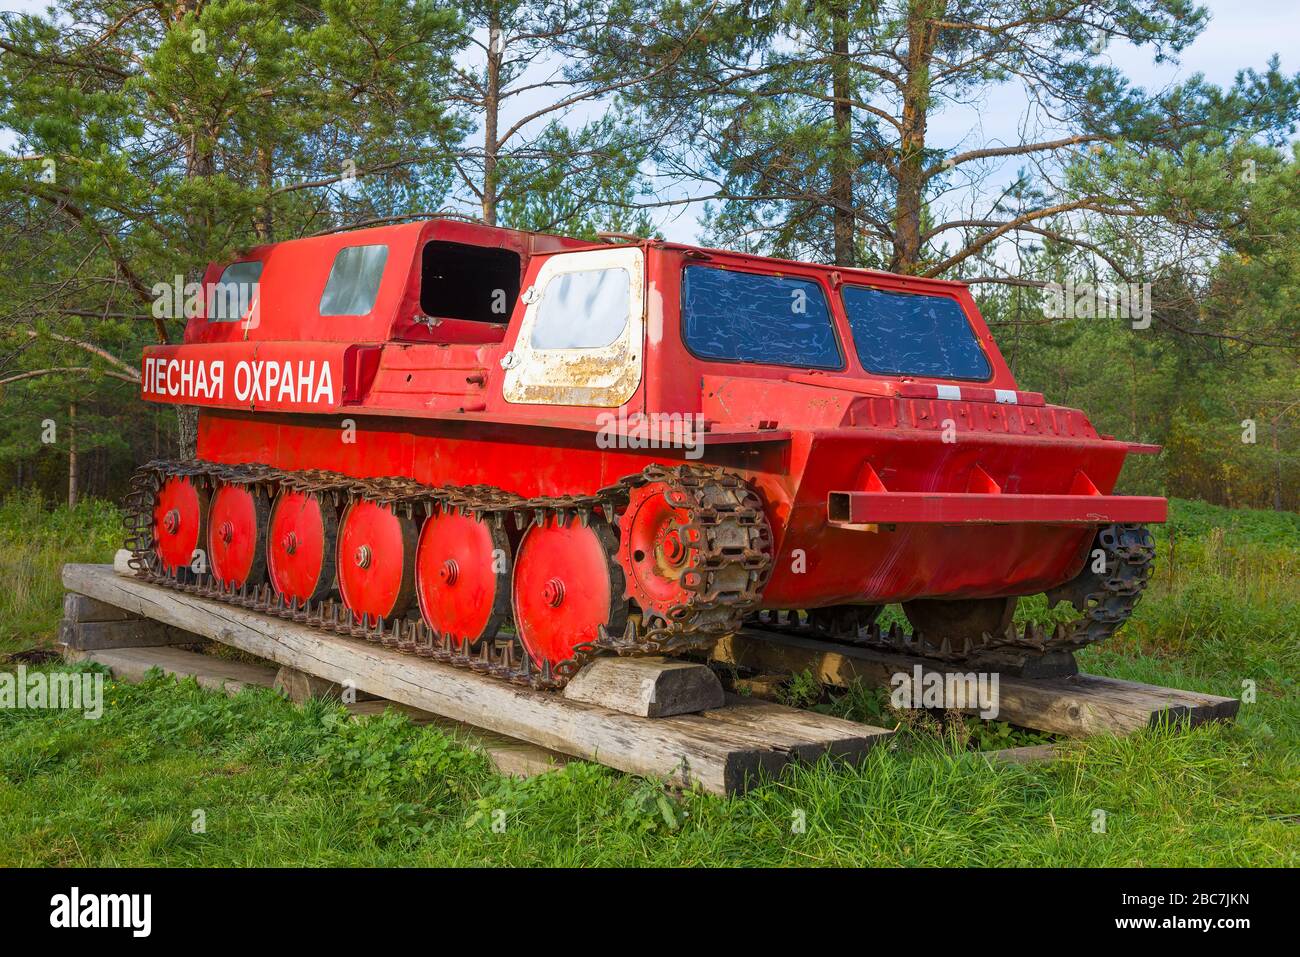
left=126, top=218, right=1166, bottom=687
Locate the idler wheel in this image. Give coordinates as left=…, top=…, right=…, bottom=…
left=617, top=480, right=703, bottom=622
left=152, top=475, right=209, bottom=577
left=267, top=490, right=338, bottom=604
left=414, top=506, right=511, bottom=649
left=337, top=500, right=418, bottom=622
left=207, top=483, right=269, bottom=589
left=903, top=596, right=1018, bottom=643
left=512, top=514, right=626, bottom=670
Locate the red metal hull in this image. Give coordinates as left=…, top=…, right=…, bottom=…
left=196, top=408, right=1133, bottom=607
left=145, top=218, right=1166, bottom=623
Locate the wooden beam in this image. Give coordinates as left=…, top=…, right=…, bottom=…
left=711, top=629, right=1239, bottom=738
left=59, top=618, right=208, bottom=651
left=983, top=744, right=1061, bottom=766
left=64, top=645, right=279, bottom=695
left=64, top=592, right=140, bottom=624
left=273, top=665, right=379, bottom=704
left=563, top=657, right=724, bottom=716
left=63, top=565, right=891, bottom=795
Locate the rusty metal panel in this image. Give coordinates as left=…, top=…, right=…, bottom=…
left=502, top=246, right=645, bottom=407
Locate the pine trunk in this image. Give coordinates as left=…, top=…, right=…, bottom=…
left=482, top=17, right=502, bottom=226
left=176, top=406, right=198, bottom=459
left=830, top=2, right=855, bottom=267
left=891, top=0, right=936, bottom=274
left=67, top=402, right=78, bottom=509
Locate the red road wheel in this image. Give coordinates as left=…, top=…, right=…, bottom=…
left=512, top=515, right=626, bottom=670
left=618, top=481, right=702, bottom=622
left=337, top=500, right=417, bottom=622
left=207, top=483, right=269, bottom=589
left=267, top=490, right=337, bottom=604
left=153, top=476, right=208, bottom=577
left=415, top=507, right=510, bottom=649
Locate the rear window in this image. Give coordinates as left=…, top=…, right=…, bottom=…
left=207, top=260, right=262, bottom=322
left=841, top=286, right=990, bottom=380
left=682, top=266, right=841, bottom=369
left=421, top=241, right=520, bottom=322
left=319, top=244, right=388, bottom=316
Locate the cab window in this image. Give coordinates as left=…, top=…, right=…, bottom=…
left=530, top=267, right=631, bottom=349
left=319, top=244, right=388, bottom=316
left=682, top=266, right=841, bottom=369
left=420, top=241, right=520, bottom=323
left=841, top=285, right=990, bottom=380
left=207, top=260, right=263, bottom=322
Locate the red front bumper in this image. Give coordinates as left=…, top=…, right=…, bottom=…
left=827, top=490, right=1168, bottom=526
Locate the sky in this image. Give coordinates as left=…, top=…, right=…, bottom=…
left=1, top=0, right=1295, bottom=244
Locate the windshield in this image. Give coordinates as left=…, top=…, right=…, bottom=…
left=841, top=285, right=990, bottom=380
left=681, top=265, right=842, bottom=370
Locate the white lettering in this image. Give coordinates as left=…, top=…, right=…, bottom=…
left=276, top=361, right=295, bottom=402
left=313, top=362, right=334, bottom=404
left=234, top=361, right=251, bottom=402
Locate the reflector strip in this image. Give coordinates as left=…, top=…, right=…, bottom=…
left=896, top=382, right=1046, bottom=406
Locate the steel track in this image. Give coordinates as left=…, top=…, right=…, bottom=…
left=124, top=459, right=772, bottom=691
left=753, top=524, right=1156, bottom=663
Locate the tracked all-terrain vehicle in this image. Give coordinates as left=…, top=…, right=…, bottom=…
left=126, top=219, right=1167, bottom=689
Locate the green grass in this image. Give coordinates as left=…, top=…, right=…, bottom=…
left=0, top=491, right=1296, bottom=866
left=0, top=491, right=123, bottom=650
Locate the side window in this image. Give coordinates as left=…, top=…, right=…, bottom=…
left=530, top=268, right=631, bottom=349
left=502, top=246, right=644, bottom=407
left=420, top=241, right=520, bottom=322
left=682, top=266, right=842, bottom=369
left=208, top=261, right=263, bottom=322
left=841, top=285, right=991, bottom=380
left=319, top=244, right=388, bottom=317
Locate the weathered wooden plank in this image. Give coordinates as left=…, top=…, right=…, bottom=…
left=983, top=744, right=1061, bottom=766
left=58, top=617, right=207, bottom=651
left=64, top=565, right=890, bottom=795
left=63, top=645, right=279, bottom=695
left=64, top=592, right=140, bottom=624
left=563, top=656, right=724, bottom=716
left=711, top=629, right=1239, bottom=738
left=679, top=695, right=890, bottom=764
left=274, top=665, right=377, bottom=704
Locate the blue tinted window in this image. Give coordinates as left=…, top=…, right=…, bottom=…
left=682, top=266, right=841, bottom=369
left=842, top=286, right=990, bottom=379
